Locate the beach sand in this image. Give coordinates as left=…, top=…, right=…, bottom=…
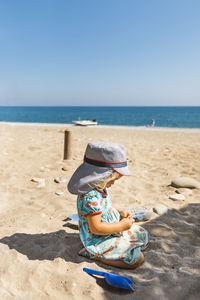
left=0, top=123, right=200, bottom=300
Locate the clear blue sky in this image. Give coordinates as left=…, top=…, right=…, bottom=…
left=0, top=0, right=200, bottom=106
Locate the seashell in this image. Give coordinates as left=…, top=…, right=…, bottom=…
left=55, top=191, right=64, bottom=195
left=169, top=194, right=185, bottom=201
left=31, top=177, right=45, bottom=184
left=62, top=166, right=70, bottom=171
left=54, top=176, right=67, bottom=183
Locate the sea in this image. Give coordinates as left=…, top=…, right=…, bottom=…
left=0, top=106, right=200, bottom=129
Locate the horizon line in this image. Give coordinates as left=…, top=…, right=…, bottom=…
left=0, top=105, right=200, bottom=108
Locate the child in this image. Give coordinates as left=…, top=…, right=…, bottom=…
left=68, top=141, right=149, bottom=269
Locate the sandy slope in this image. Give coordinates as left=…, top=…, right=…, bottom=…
left=0, top=123, right=200, bottom=300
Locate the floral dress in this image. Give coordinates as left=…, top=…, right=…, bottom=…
left=77, top=188, right=149, bottom=265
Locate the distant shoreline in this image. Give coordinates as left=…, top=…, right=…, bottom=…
left=1, top=121, right=200, bottom=133
left=1, top=106, right=200, bottom=129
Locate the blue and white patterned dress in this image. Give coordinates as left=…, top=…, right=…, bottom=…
left=77, top=188, right=149, bottom=264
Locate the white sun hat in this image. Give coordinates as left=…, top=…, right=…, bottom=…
left=67, top=141, right=130, bottom=195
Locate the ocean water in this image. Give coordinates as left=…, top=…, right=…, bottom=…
left=0, top=106, right=200, bottom=128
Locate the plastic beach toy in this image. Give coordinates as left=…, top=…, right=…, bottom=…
left=68, top=213, right=79, bottom=222
left=133, top=206, right=153, bottom=221
left=83, top=267, right=134, bottom=291
left=132, top=212, right=145, bottom=221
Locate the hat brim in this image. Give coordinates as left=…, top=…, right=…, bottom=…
left=113, top=166, right=130, bottom=176
left=67, top=162, right=113, bottom=195
left=68, top=161, right=130, bottom=195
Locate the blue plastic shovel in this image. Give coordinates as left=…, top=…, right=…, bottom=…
left=83, top=267, right=134, bottom=291
left=68, top=213, right=79, bottom=222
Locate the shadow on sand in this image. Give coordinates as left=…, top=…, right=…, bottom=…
left=1, top=203, right=200, bottom=299
left=0, top=229, right=82, bottom=262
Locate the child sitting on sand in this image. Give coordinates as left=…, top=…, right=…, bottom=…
left=68, top=141, right=149, bottom=269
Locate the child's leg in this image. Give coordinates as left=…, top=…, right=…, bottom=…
left=95, top=252, right=144, bottom=269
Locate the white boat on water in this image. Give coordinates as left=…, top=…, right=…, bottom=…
left=72, top=119, right=98, bottom=126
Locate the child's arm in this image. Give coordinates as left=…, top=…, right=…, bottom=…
left=87, top=213, right=134, bottom=235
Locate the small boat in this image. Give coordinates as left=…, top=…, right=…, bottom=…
left=72, top=119, right=98, bottom=126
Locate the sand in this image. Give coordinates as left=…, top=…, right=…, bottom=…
left=0, top=122, right=200, bottom=300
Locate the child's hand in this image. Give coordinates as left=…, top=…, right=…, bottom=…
left=120, top=217, right=135, bottom=231
left=119, top=209, right=132, bottom=220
